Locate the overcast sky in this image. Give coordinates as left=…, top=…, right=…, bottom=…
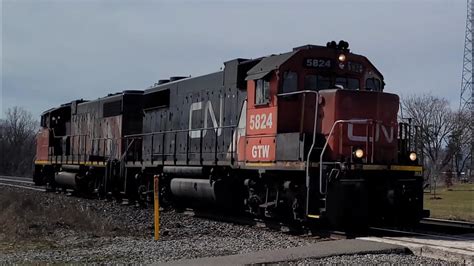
left=1, top=0, right=467, bottom=119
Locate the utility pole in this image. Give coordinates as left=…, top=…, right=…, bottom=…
left=460, top=0, right=474, bottom=179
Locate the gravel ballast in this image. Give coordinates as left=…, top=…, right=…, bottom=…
left=0, top=186, right=315, bottom=264
left=292, top=253, right=450, bottom=265
left=0, top=186, right=451, bottom=264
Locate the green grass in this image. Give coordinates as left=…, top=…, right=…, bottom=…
left=424, top=183, right=474, bottom=222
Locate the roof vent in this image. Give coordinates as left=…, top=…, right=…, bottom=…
left=293, top=44, right=323, bottom=51
left=169, top=76, right=188, bottom=82
left=157, top=79, right=170, bottom=85
left=123, top=90, right=144, bottom=94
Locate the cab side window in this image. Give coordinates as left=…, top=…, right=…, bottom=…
left=282, top=71, right=298, bottom=93
left=255, top=79, right=270, bottom=105
left=366, top=78, right=381, bottom=91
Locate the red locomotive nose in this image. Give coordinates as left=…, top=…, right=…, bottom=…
left=318, top=89, right=399, bottom=164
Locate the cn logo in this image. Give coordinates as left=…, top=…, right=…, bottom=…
left=347, top=123, right=394, bottom=143
left=188, top=97, right=223, bottom=139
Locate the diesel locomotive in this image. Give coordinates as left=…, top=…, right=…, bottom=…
left=34, top=41, right=428, bottom=228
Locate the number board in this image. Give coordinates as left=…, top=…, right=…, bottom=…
left=247, top=107, right=277, bottom=135
left=304, top=58, right=332, bottom=69
left=347, top=62, right=363, bottom=73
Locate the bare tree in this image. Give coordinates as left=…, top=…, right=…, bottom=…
left=401, top=94, right=456, bottom=198
left=0, top=107, right=38, bottom=176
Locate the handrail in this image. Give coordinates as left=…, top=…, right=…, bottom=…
left=91, top=137, right=117, bottom=158
left=50, top=134, right=120, bottom=162
left=121, top=138, right=136, bottom=162
left=124, top=125, right=239, bottom=164
left=278, top=90, right=320, bottom=216
left=319, top=119, right=373, bottom=195
left=123, top=125, right=238, bottom=138
left=52, top=134, right=87, bottom=139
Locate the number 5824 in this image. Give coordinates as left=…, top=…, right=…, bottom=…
left=249, top=113, right=273, bottom=130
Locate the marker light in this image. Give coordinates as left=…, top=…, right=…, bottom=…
left=338, top=54, right=346, bottom=62
left=354, top=148, right=364, bottom=159
left=409, top=152, right=417, bottom=161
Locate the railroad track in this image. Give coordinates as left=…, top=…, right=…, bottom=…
left=183, top=209, right=355, bottom=239
left=368, top=217, right=474, bottom=239
left=420, top=217, right=474, bottom=232
left=191, top=207, right=474, bottom=238
left=0, top=175, right=35, bottom=183
left=0, top=175, right=471, bottom=237
left=364, top=226, right=474, bottom=263
left=369, top=226, right=472, bottom=241
left=184, top=209, right=304, bottom=233
left=0, top=176, right=46, bottom=192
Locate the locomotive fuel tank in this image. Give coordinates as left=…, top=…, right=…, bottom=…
left=55, top=171, right=78, bottom=189
left=54, top=165, right=92, bottom=192
left=170, top=178, right=216, bottom=203
left=169, top=177, right=242, bottom=208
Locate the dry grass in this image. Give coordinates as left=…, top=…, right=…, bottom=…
left=424, top=183, right=474, bottom=222
left=0, top=190, right=117, bottom=244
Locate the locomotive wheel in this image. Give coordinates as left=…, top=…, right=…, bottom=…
left=33, top=166, right=44, bottom=186
left=94, top=176, right=106, bottom=199
left=159, top=181, right=173, bottom=209
left=137, top=184, right=148, bottom=205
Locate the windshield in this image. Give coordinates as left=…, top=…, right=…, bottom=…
left=335, top=77, right=359, bottom=90
left=304, top=75, right=331, bottom=91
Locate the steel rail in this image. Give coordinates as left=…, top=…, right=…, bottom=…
left=0, top=177, right=34, bottom=185
left=421, top=218, right=474, bottom=230
left=0, top=182, right=46, bottom=192
left=0, top=175, right=33, bottom=182
left=369, top=226, right=472, bottom=241
left=368, top=226, right=474, bottom=255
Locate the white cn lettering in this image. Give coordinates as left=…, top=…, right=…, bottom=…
left=251, top=145, right=270, bottom=158
left=347, top=122, right=394, bottom=143
left=188, top=97, right=223, bottom=139
left=189, top=102, right=203, bottom=138
left=378, top=124, right=394, bottom=143
left=348, top=123, right=373, bottom=142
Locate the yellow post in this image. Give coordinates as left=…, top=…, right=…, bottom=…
left=153, top=174, right=160, bottom=240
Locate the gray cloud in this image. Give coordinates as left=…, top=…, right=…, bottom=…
left=2, top=0, right=466, bottom=119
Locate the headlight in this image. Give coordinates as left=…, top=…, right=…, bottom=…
left=354, top=148, right=364, bottom=159
left=338, top=54, right=346, bottom=62
left=409, top=152, right=417, bottom=161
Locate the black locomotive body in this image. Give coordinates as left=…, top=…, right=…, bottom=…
left=34, top=42, right=428, bottom=229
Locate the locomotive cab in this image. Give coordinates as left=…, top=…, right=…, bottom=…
left=34, top=103, right=76, bottom=185
left=241, top=42, right=388, bottom=164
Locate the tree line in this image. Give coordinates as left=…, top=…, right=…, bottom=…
left=0, top=107, right=38, bottom=176
left=401, top=94, right=473, bottom=195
